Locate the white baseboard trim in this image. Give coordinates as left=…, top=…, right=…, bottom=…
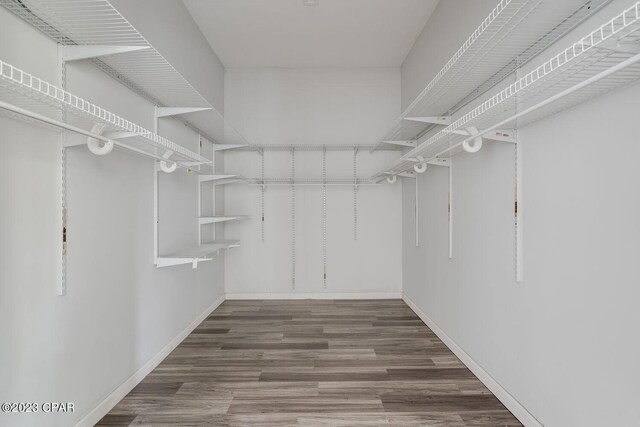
left=74, top=294, right=225, bottom=427
left=225, top=292, right=402, bottom=300
left=402, top=293, right=543, bottom=427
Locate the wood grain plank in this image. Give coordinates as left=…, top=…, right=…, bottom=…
left=99, top=299, right=521, bottom=426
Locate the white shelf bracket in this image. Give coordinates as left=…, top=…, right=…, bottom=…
left=484, top=129, right=517, bottom=143
left=291, top=147, right=296, bottom=289
left=415, top=171, right=419, bottom=248
left=102, top=131, right=139, bottom=140
left=382, top=140, right=417, bottom=148
left=428, top=158, right=451, bottom=167
left=398, top=172, right=417, bottom=179
left=353, top=145, right=358, bottom=241
left=407, top=157, right=451, bottom=168
left=451, top=128, right=516, bottom=143
left=62, top=45, right=150, bottom=62
left=515, top=139, right=523, bottom=283
left=404, top=116, right=452, bottom=126
left=156, top=106, right=212, bottom=118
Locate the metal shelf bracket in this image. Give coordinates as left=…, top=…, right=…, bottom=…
left=61, top=45, right=150, bottom=62
left=156, top=107, right=212, bottom=118
left=404, top=116, right=452, bottom=125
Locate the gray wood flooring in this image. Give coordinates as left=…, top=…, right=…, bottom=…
left=97, top=299, right=522, bottom=426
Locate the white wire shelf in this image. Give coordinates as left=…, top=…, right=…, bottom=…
left=198, top=216, right=249, bottom=225
left=377, top=2, right=640, bottom=178
left=0, top=58, right=210, bottom=166
left=157, top=240, right=240, bottom=268
left=372, top=0, right=611, bottom=151
left=0, top=0, right=252, bottom=147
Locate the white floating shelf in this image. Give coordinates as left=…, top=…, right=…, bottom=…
left=157, top=241, right=240, bottom=268
left=372, top=0, right=611, bottom=151
left=199, top=216, right=249, bottom=225
left=377, top=2, right=640, bottom=178
left=0, top=59, right=210, bottom=166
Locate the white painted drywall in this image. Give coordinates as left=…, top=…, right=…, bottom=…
left=0, top=7, right=225, bottom=427
left=401, top=0, right=640, bottom=426
left=183, top=0, right=439, bottom=68
left=223, top=68, right=403, bottom=297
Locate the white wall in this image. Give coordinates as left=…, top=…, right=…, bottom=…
left=401, top=0, right=497, bottom=111
left=0, top=7, right=225, bottom=427
left=223, top=68, right=403, bottom=297
left=402, top=0, right=640, bottom=426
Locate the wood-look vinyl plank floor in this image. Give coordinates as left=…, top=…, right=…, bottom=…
left=98, top=299, right=522, bottom=426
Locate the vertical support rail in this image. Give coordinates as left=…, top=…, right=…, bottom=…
left=153, top=109, right=160, bottom=265
left=515, top=65, right=523, bottom=282
left=58, top=45, right=67, bottom=296
left=448, top=158, right=453, bottom=259
left=291, top=147, right=296, bottom=289
left=515, top=138, right=523, bottom=282
left=353, top=146, right=358, bottom=241
left=322, top=145, right=327, bottom=289
left=415, top=173, right=419, bottom=248
left=260, top=148, right=265, bottom=242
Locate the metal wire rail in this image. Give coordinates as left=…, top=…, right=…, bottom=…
left=0, top=58, right=210, bottom=165
left=377, top=2, right=640, bottom=179
left=371, top=0, right=611, bottom=152
left=246, top=177, right=379, bottom=187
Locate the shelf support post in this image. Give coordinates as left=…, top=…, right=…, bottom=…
left=448, top=158, right=453, bottom=259
left=515, top=64, right=523, bottom=283
left=57, top=44, right=67, bottom=296
left=404, top=116, right=451, bottom=126
left=291, top=147, right=296, bottom=290
left=155, top=107, right=212, bottom=118
left=153, top=113, right=160, bottom=265
left=515, top=137, right=523, bottom=283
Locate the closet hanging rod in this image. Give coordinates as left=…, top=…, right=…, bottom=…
left=0, top=99, right=196, bottom=167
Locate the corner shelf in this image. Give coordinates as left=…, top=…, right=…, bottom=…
left=372, top=0, right=611, bottom=152
left=199, top=174, right=240, bottom=182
